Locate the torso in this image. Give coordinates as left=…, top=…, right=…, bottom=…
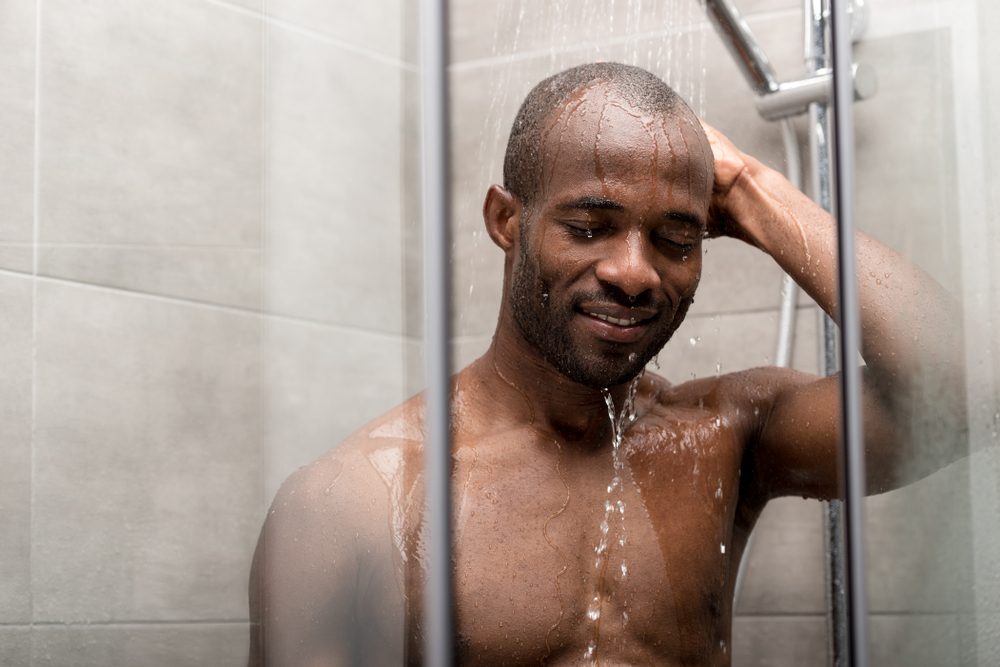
left=350, top=370, right=771, bottom=666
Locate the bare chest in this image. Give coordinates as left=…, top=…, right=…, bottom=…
left=444, top=422, right=745, bottom=665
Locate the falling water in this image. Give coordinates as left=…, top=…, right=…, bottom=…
left=584, top=372, right=642, bottom=661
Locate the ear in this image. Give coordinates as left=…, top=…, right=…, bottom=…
left=483, top=185, right=522, bottom=252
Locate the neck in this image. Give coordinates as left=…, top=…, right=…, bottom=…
left=465, top=317, right=642, bottom=448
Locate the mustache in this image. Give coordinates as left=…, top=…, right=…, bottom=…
left=571, top=285, right=666, bottom=311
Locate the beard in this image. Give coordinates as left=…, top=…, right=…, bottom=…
left=509, top=237, right=692, bottom=389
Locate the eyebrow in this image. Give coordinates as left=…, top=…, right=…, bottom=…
left=663, top=210, right=705, bottom=229
left=556, top=196, right=625, bottom=212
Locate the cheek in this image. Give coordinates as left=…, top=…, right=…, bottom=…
left=664, top=255, right=703, bottom=298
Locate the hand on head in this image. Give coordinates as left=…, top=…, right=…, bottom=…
left=700, top=120, right=750, bottom=241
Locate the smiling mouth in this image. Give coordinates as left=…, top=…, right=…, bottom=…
left=584, top=311, right=645, bottom=327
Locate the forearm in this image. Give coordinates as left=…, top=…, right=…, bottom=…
left=722, top=154, right=963, bottom=397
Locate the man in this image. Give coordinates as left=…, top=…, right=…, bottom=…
left=249, top=62, right=963, bottom=666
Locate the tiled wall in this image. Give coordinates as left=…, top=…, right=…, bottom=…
left=1, top=0, right=413, bottom=663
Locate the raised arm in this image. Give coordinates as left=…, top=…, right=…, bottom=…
left=703, top=124, right=967, bottom=499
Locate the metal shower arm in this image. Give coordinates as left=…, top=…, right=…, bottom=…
left=703, top=0, right=877, bottom=121
left=704, top=0, right=780, bottom=95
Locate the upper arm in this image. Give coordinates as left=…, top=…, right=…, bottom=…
left=745, top=366, right=913, bottom=501
left=248, top=448, right=406, bottom=667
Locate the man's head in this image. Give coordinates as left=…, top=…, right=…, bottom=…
left=485, top=63, right=715, bottom=389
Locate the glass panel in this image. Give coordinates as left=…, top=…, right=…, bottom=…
left=253, top=0, right=418, bottom=664
left=0, top=0, right=415, bottom=664
left=448, top=1, right=834, bottom=664
left=851, top=0, right=999, bottom=664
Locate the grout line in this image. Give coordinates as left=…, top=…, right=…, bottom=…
left=0, top=267, right=416, bottom=341
left=29, top=0, right=42, bottom=636
left=202, top=0, right=416, bottom=72
left=259, top=0, right=270, bottom=518
left=0, top=259, right=818, bottom=338
left=1, top=620, right=249, bottom=628
left=27, top=242, right=263, bottom=250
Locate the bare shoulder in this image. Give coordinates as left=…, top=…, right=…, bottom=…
left=641, top=365, right=817, bottom=417
left=267, top=394, right=426, bottom=531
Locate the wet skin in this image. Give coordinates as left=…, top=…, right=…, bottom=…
left=249, top=84, right=965, bottom=666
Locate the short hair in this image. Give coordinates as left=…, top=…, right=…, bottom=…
left=503, top=62, right=692, bottom=208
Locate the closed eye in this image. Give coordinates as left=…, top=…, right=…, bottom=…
left=653, top=231, right=697, bottom=252
left=560, top=220, right=607, bottom=239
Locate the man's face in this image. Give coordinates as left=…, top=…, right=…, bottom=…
left=508, top=85, right=713, bottom=389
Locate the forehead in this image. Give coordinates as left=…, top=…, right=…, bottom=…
left=536, top=84, right=713, bottom=209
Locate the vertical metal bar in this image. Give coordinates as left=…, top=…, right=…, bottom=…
left=829, top=0, right=869, bottom=665
left=813, top=99, right=850, bottom=667
left=419, top=0, right=454, bottom=664
left=804, top=2, right=850, bottom=660
left=805, top=5, right=846, bottom=667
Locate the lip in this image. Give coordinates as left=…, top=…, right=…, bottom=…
left=576, top=303, right=659, bottom=344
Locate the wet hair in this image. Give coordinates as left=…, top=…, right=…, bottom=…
left=502, top=62, right=693, bottom=208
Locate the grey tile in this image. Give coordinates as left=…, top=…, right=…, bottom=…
left=0, top=626, right=31, bottom=667
left=266, top=0, right=404, bottom=62
left=32, top=280, right=262, bottom=622
left=264, top=24, right=405, bottom=333
left=853, top=30, right=962, bottom=294
left=0, top=246, right=33, bottom=274
left=656, top=305, right=821, bottom=381
left=961, top=612, right=1000, bottom=664
left=0, top=0, right=35, bottom=246
left=37, top=245, right=262, bottom=310
left=968, top=447, right=1000, bottom=615
left=696, top=237, right=788, bottom=315
left=868, top=613, right=960, bottom=667
left=452, top=335, right=492, bottom=371
left=38, top=0, right=262, bottom=246
left=0, top=274, right=33, bottom=623
left=864, top=460, right=975, bottom=614
left=731, top=615, right=827, bottom=667
left=261, top=317, right=410, bottom=501
left=31, top=623, right=248, bottom=667
left=735, top=497, right=826, bottom=615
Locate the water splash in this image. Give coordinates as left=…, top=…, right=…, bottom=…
left=584, top=373, right=642, bottom=661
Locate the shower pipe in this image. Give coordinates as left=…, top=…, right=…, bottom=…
left=703, top=1, right=873, bottom=665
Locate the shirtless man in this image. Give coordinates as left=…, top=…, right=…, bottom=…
left=248, top=62, right=963, bottom=666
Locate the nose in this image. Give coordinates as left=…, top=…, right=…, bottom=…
left=594, top=229, right=662, bottom=298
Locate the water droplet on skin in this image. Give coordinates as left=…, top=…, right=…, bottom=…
left=713, top=416, right=722, bottom=428
left=628, top=352, right=637, bottom=363
left=682, top=255, right=688, bottom=262
left=541, top=292, right=549, bottom=307
left=720, top=543, right=726, bottom=554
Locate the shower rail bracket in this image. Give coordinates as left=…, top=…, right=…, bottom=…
left=755, top=64, right=877, bottom=121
